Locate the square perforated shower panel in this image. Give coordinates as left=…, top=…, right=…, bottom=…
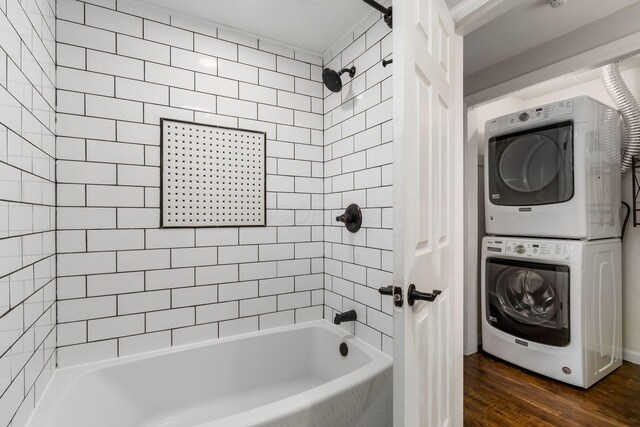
left=161, top=119, right=266, bottom=227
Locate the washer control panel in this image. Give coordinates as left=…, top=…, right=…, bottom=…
left=484, top=238, right=570, bottom=261
left=486, top=98, right=574, bottom=132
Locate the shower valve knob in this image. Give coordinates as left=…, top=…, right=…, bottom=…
left=335, top=204, right=362, bottom=233
left=336, top=213, right=352, bottom=223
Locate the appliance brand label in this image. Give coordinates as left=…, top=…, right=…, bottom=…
left=491, top=194, right=501, bottom=199
left=489, top=316, right=497, bottom=323
left=515, top=339, right=528, bottom=347
left=519, top=207, right=532, bottom=212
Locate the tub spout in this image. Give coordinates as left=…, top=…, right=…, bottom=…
left=334, top=310, right=357, bottom=325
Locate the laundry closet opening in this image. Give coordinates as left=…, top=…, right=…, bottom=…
left=461, top=30, right=640, bottom=425
left=456, top=1, right=640, bottom=424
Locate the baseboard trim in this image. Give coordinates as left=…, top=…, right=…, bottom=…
left=623, top=349, right=640, bottom=365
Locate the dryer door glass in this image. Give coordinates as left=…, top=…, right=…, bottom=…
left=487, top=121, right=573, bottom=206
left=486, top=258, right=570, bottom=347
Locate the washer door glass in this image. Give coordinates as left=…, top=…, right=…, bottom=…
left=487, top=121, right=573, bottom=206
left=485, top=258, right=570, bottom=347
left=496, top=268, right=558, bottom=325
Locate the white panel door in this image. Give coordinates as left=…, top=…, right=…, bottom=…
left=392, top=0, right=464, bottom=424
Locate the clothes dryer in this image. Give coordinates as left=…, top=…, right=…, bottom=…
left=484, top=96, right=621, bottom=239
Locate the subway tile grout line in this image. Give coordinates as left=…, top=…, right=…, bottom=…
left=66, top=0, right=324, bottom=67
left=58, top=301, right=326, bottom=347
left=0, top=0, right=57, bottom=420
left=49, top=6, right=394, bottom=368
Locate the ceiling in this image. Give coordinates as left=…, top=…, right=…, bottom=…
left=511, top=53, right=640, bottom=100
left=136, top=0, right=374, bottom=54
left=445, top=0, right=466, bottom=9
left=134, top=0, right=637, bottom=70
left=464, top=0, right=638, bottom=76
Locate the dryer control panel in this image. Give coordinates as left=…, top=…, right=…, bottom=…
left=484, top=238, right=570, bottom=261
left=486, top=98, right=574, bottom=133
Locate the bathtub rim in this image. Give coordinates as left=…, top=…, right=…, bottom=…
left=28, top=319, right=392, bottom=427
left=53, top=319, right=389, bottom=373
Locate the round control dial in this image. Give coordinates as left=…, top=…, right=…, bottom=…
left=519, top=112, right=529, bottom=122
left=514, top=244, right=526, bottom=254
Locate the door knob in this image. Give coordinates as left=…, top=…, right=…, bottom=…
left=378, top=285, right=403, bottom=307
left=407, top=284, right=441, bottom=306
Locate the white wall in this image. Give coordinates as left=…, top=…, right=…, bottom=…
left=0, top=0, right=395, bottom=388
left=0, top=0, right=57, bottom=424
left=470, top=63, right=640, bottom=363
left=55, top=0, right=326, bottom=367
left=322, top=13, right=394, bottom=355
left=464, top=2, right=640, bottom=101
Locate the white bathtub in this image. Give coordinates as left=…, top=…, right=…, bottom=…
left=27, top=320, right=392, bottom=427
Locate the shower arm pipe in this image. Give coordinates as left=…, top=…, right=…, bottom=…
left=338, top=67, right=356, bottom=77
left=362, top=0, right=393, bottom=28
left=362, top=0, right=388, bottom=14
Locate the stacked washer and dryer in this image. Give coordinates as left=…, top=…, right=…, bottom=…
left=481, top=96, right=623, bottom=388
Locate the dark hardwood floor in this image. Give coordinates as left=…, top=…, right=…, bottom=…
left=464, top=352, right=640, bottom=426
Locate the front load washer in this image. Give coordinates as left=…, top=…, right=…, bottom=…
left=484, top=96, right=621, bottom=239
left=481, top=236, right=622, bottom=388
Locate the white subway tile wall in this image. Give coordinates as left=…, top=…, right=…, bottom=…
left=323, top=14, right=394, bottom=355
left=0, top=0, right=57, bottom=424
left=55, top=0, right=326, bottom=366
